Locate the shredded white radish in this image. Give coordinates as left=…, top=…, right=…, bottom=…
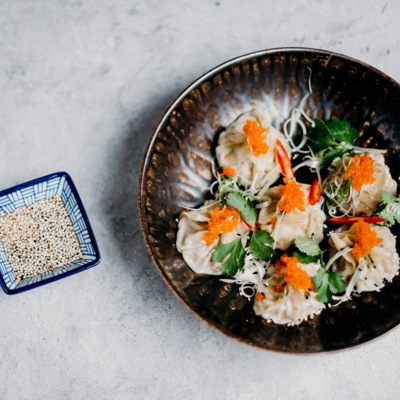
left=283, top=108, right=310, bottom=153
left=220, top=251, right=272, bottom=299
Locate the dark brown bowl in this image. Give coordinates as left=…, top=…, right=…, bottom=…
left=138, top=47, right=400, bottom=353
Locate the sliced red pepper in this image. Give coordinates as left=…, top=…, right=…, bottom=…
left=309, top=178, right=322, bottom=206
left=327, top=216, right=386, bottom=225
left=275, top=139, right=294, bottom=179
left=275, top=262, right=284, bottom=273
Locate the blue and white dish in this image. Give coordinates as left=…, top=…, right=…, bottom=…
left=0, top=172, right=101, bottom=294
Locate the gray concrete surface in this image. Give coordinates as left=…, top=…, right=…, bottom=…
left=0, top=0, right=399, bottom=399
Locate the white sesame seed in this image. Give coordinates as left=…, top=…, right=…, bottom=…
left=0, top=195, right=83, bottom=280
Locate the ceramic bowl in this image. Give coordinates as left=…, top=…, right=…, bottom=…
left=139, top=48, right=400, bottom=353
left=0, top=171, right=100, bottom=294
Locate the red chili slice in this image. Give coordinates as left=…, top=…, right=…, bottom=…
left=309, top=178, right=322, bottom=206
left=275, top=139, right=294, bottom=179
left=327, top=216, right=386, bottom=225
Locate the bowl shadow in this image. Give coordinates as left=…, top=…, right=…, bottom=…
left=101, top=89, right=201, bottom=313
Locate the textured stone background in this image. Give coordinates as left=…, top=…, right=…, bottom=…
left=0, top=0, right=399, bottom=399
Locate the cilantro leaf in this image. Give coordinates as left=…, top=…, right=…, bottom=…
left=226, top=192, right=258, bottom=227
left=306, top=119, right=336, bottom=153
left=328, top=272, right=347, bottom=294
left=373, top=192, right=400, bottom=227
left=250, top=230, right=275, bottom=261
left=306, top=118, right=359, bottom=168
left=326, top=118, right=358, bottom=144
left=312, top=269, right=346, bottom=303
left=212, top=239, right=238, bottom=263
left=212, top=237, right=246, bottom=276
left=293, top=251, right=319, bottom=264
left=294, top=234, right=321, bottom=256
left=382, top=190, right=395, bottom=204
left=312, top=269, right=330, bottom=303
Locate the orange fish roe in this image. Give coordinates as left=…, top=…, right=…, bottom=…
left=343, top=154, right=376, bottom=191
left=242, top=119, right=269, bottom=157
left=220, top=167, right=236, bottom=177
left=271, top=285, right=285, bottom=293
left=284, top=256, right=315, bottom=292
left=278, top=178, right=305, bottom=213
left=203, top=206, right=240, bottom=245
left=352, top=220, right=383, bottom=261
left=270, top=216, right=277, bottom=226
left=255, top=292, right=265, bottom=301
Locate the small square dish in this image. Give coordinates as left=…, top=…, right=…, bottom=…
left=0, top=172, right=100, bottom=294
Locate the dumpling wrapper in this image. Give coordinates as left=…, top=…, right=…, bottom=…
left=257, top=185, right=326, bottom=250
left=253, top=262, right=323, bottom=325
left=329, top=224, right=399, bottom=293
left=215, top=109, right=287, bottom=189
left=324, top=153, right=397, bottom=216
left=176, top=201, right=248, bottom=275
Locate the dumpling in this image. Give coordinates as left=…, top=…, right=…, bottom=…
left=215, top=109, right=288, bottom=189
left=176, top=201, right=248, bottom=275
left=257, top=184, right=326, bottom=250
left=329, top=223, right=399, bottom=293
left=323, top=152, right=397, bottom=216
left=253, top=259, right=323, bottom=325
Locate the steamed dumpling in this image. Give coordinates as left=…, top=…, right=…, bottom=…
left=257, top=185, right=326, bottom=250
left=254, top=261, right=323, bottom=325
left=323, top=153, right=397, bottom=216
left=215, top=109, right=287, bottom=189
left=329, top=223, right=399, bottom=293
left=176, top=201, right=248, bottom=275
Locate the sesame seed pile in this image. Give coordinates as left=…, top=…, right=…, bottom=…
left=0, top=195, right=83, bottom=281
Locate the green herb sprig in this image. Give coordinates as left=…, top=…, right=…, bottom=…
left=306, top=118, right=358, bottom=168
left=372, top=190, right=400, bottom=227
left=211, top=192, right=275, bottom=276
left=212, top=236, right=247, bottom=276
left=294, top=235, right=346, bottom=303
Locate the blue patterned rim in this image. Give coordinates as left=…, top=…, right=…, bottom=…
left=0, top=172, right=101, bottom=294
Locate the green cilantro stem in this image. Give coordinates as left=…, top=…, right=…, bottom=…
left=342, top=156, right=348, bottom=171
left=365, top=254, right=373, bottom=266
left=320, top=248, right=328, bottom=265
left=324, top=247, right=353, bottom=271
